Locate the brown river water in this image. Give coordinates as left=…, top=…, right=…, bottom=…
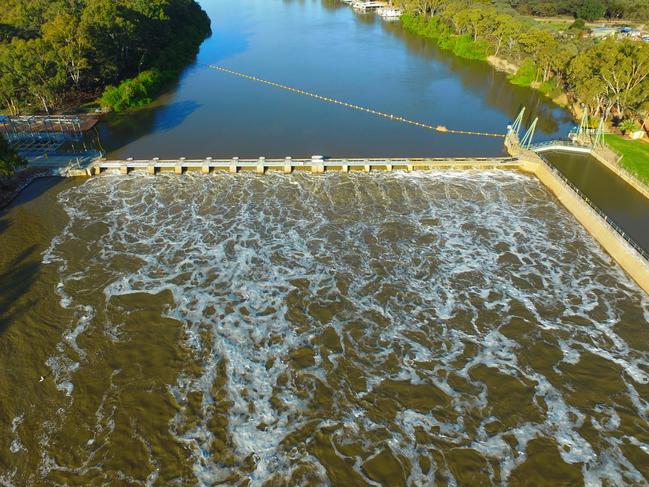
left=1, top=171, right=648, bottom=486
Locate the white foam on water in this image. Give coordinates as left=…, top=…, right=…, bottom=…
left=8, top=415, right=24, bottom=455
left=0, top=474, right=18, bottom=487
left=33, top=171, right=649, bottom=486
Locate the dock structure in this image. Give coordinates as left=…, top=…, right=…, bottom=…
left=2, top=114, right=101, bottom=155
left=0, top=115, right=99, bottom=136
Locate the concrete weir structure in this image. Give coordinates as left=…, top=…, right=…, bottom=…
left=80, top=155, right=521, bottom=176
left=69, top=141, right=649, bottom=296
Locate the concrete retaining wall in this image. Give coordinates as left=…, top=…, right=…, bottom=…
left=522, top=157, right=649, bottom=295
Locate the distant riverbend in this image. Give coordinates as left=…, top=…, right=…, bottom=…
left=96, top=0, right=574, bottom=159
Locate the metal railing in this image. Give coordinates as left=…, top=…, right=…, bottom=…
left=532, top=139, right=649, bottom=197
left=537, top=153, right=649, bottom=263
left=530, top=140, right=592, bottom=152
left=97, top=156, right=520, bottom=168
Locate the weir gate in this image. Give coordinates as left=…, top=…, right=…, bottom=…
left=68, top=130, right=649, bottom=297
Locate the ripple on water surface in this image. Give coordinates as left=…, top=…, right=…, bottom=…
left=10, top=171, right=649, bottom=485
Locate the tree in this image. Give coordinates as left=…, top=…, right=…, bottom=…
left=569, top=40, right=649, bottom=120
left=0, top=134, right=26, bottom=177
left=575, top=0, right=606, bottom=21
left=42, top=14, right=90, bottom=89
left=0, top=0, right=210, bottom=114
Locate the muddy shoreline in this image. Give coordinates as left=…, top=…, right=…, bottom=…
left=0, top=168, right=57, bottom=211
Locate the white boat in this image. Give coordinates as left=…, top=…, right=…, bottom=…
left=352, top=1, right=384, bottom=12
left=378, top=7, right=402, bottom=20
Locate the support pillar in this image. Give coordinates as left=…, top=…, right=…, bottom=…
left=407, top=164, right=414, bottom=172
left=146, top=163, right=155, bottom=175
left=175, top=164, right=183, bottom=175
left=311, top=155, right=324, bottom=174
left=257, top=157, right=266, bottom=174
left=386, top=164, right=393, bottom=171
left=341, top=165, right=349, bottom=173
left=119, top=165, right=128, bottom=176
left=284, top=157, right=293, bottom=173
left=364, top=164, right=371, bottom=172
left=203, top=157, right=213, bottom=174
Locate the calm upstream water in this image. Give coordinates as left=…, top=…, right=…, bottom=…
left=2, top=0, right=649, bottom=486
left=97, top=0, right=573, bottom=159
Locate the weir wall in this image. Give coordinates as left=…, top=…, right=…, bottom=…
left=518, top=154, right=649, bottom=295
left=70, top=156, right=649, bottom=295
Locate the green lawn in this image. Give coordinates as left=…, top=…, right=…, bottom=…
left=604, top=134, right=649, bottom=185
left=539, top=21, right=572, bottom=31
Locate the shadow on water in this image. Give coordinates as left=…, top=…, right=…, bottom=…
left=154, top=100, right=203, bottom=131
left=1, top=177, right=63, bottom=214
left=199, top=27, right=249, bottom=65
left=0, top=243, right=40, bottom=336
left=97, top=100, right=202, bottom=154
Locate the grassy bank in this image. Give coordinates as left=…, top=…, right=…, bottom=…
left=605, top=135, right=649, bottom=184
left=401, top=15, right=489, bottom=61
left=99, top=13, right=211, bottom=112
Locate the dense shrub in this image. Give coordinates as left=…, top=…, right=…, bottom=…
left=100, top=69, right=170, bottom=111
left=0, top=134, right=26, bottom=177
left=509, top=61, right=541, bottom=87
left=401, top=14, right=488, bottom=61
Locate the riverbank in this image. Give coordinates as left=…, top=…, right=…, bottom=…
left=395, top=7, right=649, bottom=133
left=0, top=0, right=211, bottom=116
left=605, top=134, right=649, bottom=185
left=0, top=167, right=55, bottom=210
left=98, top=22, right=212, bottom=112
left=399, top=14, right=571, bottom=110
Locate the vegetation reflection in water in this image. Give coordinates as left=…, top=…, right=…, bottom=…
left=1, top=172, right=648, bottom=485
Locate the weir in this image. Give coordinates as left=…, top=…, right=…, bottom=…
left=66, top=128, right=649, bottom=297
left=82, top=156, right=521, bottom=176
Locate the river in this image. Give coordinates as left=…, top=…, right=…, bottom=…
left=97, top=0, right=573, bottom=159
left=1, top=0, right=649, bottom=486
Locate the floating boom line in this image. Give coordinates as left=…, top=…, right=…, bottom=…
left=205, top=64, right=505, bottom=139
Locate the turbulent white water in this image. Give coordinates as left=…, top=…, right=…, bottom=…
left=35, top=171, right=649, bottom=485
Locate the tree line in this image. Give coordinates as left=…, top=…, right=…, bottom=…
left=503, top=0, right=649, bottom=21
left=0, top=0, right=211, bottom=114
left=396, top=0, right=649, bottom=131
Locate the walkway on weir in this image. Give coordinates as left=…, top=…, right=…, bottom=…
left=88, top=156, right=520, bottom=176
